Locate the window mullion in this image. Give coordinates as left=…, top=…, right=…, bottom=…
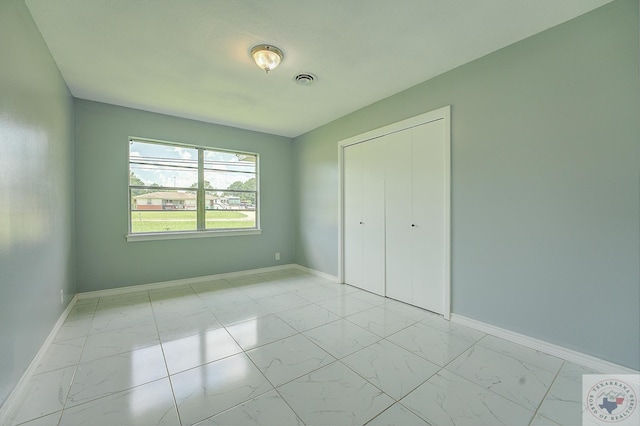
left=197, top=148, right=205, bottom=230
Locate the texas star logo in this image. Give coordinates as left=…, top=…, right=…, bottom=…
left=587, top=379, right=637, bottom=423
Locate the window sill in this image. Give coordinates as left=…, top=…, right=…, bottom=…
left=126, top=229, right=261, bottom=242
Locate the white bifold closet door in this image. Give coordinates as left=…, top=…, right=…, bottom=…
left=385, top=120, right=447, bottom=314
left=343, top=138, right=386, bottom=295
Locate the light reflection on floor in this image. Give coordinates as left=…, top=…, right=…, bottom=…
left=7, top=268, right=600, bottom=425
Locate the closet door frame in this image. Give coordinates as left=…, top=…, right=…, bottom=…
left=338, top=105, right=452, bottom=319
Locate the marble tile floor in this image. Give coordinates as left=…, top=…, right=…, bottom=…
left=6, top=269, right=599, bottom=425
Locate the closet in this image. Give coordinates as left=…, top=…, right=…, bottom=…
left=340, top=107, right=450, bottom=317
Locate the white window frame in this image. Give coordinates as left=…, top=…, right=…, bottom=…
left=126, top=137, right=261, bottom=242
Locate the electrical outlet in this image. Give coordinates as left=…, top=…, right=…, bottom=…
left=60, top=289, right=64, bottom=305
left=275, top=252, right=280, bottom=261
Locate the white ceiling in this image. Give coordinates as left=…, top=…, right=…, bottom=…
left=25, top=0, right=612, bottom=138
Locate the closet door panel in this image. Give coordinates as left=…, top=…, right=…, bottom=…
left=361, top=138, right=387, bottom=295
left=384, top=131, right=413, bottom=303
left=342, top=107, right=450, bottom=317
left=343, top=143, right=364, bottom=288
left=411, top=121, right=446, bottom=314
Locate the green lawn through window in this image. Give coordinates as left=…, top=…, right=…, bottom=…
left=130, top=210, right=255, bottom=233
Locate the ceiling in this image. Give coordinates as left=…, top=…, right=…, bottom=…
left=25, top=0, right=612, bottom=138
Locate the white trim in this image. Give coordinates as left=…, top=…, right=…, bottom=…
left=0, top=295, right=79, bottom=424
left=337, top=143, right=344, bottom=284
left=291, top=264, right=340, bottom=282
left=76, top=264, right=299, bottom=299
left=126, top=229, right=261, bottom=242
left=338, top=106, right=452, bottom=318
left=442, top=106, right=452, bottom=320
left=338, top=106, right=451, bottom=148
left=127, top=136, right=261, bottom=240
left=451, top=314, right=639, bottom=375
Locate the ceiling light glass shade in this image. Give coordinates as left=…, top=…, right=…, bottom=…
left=251, top=45, right=283, bottom=73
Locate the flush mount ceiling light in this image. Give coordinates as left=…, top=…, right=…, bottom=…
left=251, top=44, right=283, bottom=73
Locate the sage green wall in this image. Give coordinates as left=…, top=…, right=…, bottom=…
left=0, top=1, right=76, bottom=405
left=75, top=100, right=294, bottom=292
left=293, top=0, right=639, bottom=369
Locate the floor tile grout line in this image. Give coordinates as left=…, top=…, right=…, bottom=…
left=76, top=329, right=160, bottom=364
left=197, top=289, right=388, bottom=394
left=190, top=386, right=284, bottom=426
left=11, top=407, right=64, bottom=426
left=369, top=326, right=483, bottom=424
left=241, top=340, right=309, bottom=426
left=178, top=272, right=432, bottom=420
left=178, top=275, right=313, bottom=424
left=9, top=274, right=340, bottom=425
left=436, top=342, right=548, bottom=417
left=11, top=271, right=586, bottom=425
left=378, top=327, right=463, bottom=368
left=28, top=292, right=157, bottom=424
left=333, top=356, right=399, bottom=402
left=346, top=331, right=453, bottom=422
left=153, top=291, right=331, bottom=376
left=440, top=332, right=566, bottom=418
left=293, top=324, right=404, bottom=411
left=271, top=388, right=308, bottom=425
left=76, top=280, right=469, bottom=424
left=340, top=347, right=441, bottom=405
left=340, top=308, right=425, bottom=340
left=52, top=295, right=99, bottom=426
left=473, top=333, right=566, bottom=375
left=55, top=377, right=173, bottom=424
left=268, top=357, right=385, bottom=425
left=527, top=360, right=566, bottom=426
left=267, top=352, right=337, bottom=386
left=363, top=397, right=438, bottom=426
left=148, top=290, right=184, bottom=426
left=57, top=292, right=175, bottom=418
left=362, top=403, right=395, bottom=426
left=394, top=397, right=438, bottom=425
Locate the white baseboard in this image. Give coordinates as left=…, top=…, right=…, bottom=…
left=77, top=264, right=300, bottom=299
left=291, top=264, right=340, bottom=282
left=0, top=295, right=79, bottom=424
left=451, top=314, right=639, bottom=375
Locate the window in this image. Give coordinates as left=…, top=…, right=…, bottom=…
left=128, top=138, right=258, bottom=238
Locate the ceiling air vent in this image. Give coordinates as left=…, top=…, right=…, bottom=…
left=294, top=73, right=316, bottom=85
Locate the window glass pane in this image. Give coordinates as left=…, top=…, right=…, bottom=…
left=203, top=150, right=256, bottom=192
left=203, top=170, right=257, bottom=191
left=130, top=141, right=198, bottom=188
left=205, top=190, right=256, bottom=229
left=131, top=189, right=197, bottom=233
left=204, top=150, right=256, bottom=172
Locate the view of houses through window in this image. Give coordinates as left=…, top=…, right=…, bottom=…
left=129, top=138, right=258, bottom=234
